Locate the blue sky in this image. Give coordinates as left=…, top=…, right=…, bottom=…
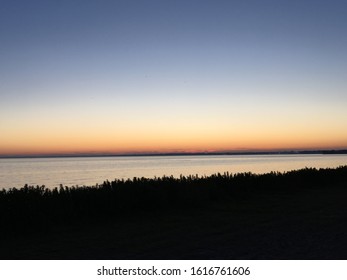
left=1, top=0, right=347, bottom=155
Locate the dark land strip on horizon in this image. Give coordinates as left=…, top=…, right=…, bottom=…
left=1, top=149, right=347, bottom=158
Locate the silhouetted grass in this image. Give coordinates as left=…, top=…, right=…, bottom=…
left=1, top=166, right=347, bottom=233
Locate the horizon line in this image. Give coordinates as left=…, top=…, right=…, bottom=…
left=1, top=149, right=347, bottom=159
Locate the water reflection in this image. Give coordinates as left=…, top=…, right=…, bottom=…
left=0, top=154, right=346, bottom=189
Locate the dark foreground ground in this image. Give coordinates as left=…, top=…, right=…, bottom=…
left=1, top=167, right=347, bottom=259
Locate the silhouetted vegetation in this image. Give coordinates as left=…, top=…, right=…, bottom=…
left=1, top=166, right=347, bottom=234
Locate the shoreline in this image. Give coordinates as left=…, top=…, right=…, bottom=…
left=1, top=166, right=347, bottom=259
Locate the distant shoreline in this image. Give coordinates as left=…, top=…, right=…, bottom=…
left=1, top=149, right=347, bottom=159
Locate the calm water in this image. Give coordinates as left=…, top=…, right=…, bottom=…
left=0, top=154, right=347, bottom=189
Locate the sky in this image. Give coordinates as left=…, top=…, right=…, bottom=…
left=1, top=0, right=347, bottom=156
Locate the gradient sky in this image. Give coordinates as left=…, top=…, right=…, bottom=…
left=1, top=0, right=347, bottom=155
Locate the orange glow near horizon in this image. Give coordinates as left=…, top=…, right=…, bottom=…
left=1, top=91, right=347, bottom=156
left=1, top=126, right=346, bottom=156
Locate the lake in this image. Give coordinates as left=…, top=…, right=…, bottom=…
left=0, top=154, right=347, bottom=189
